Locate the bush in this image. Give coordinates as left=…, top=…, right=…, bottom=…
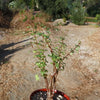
left=31, top=29, right=81, bottom=99
left=70, top=0, right=87, bottom=25
left=97, top=20, right=100, bottom=25
left=0, top=0, right=9, bottom=11
left=37, top=0, right=68, bottom=19
left=8, top=0, right=26, bottom=12
left=87, top=3, right=100, bottom=17
left=96, top=14, right=100, bottom=25
left=96, top=14, right=100, bottom=21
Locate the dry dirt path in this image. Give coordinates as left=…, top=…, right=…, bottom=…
left=0, top=24, right=100, bottom=100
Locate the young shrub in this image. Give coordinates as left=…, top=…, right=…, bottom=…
left=70, top=0, right=87, bottom=25
left=31, top=30, right=81, bottom=100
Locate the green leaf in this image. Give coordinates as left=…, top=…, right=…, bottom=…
left=46, top=31, right=51, bottom=34
left=76, top=47, right=80, bottom=51
left=55, top=47, right=58, bottom=49
left=41, top=71, right=45, bottom=76
left=46, top=27, right=50, bottom=30
left=43, top=34, right=49, bottom=39
left=31, top=16, right=34, bottom=20
left=36, top=62, right=40, bottom=66
left=43, top=26, right=46, bottom=28
left=71, top=49, right=74, bottom=53
left=36, top=54, right=41, bottom=58
left=56, top=63, right=59, bottom=69
left=57, top=57, right=61, bottom=60
left=55, top=28, right=59, bottom=31
left=78, top=40, right=81, bottom=44
left=35, top=74, right=39, bottom=81
left=60, top=37, right=65, bottom=41
left=27, top=26, right=30, bottom=28
left=31, top=32, right=36, bottom=35
left=41, top=62, right=46, bottom=67
left=70, top=52, right=73, bottom=55
left=23, top=15, right=28, bottom=22
left=40, top=69, right=48, bottom=76
left=37, top=32, right=43, bottom=36
left=33, top=50, right=36, bottom=53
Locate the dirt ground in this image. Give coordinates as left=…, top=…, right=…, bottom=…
left=0, top=16, right=100, bottom=100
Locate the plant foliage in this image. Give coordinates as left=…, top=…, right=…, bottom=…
left=8, top=0, right=26, bottom=12
left=70, top=0, right=87, bottom=25
left=0, top=0, right=9, bottom=11
left=31, top=24, right=81, bottom=99
left=37, top=0, right=68, bottom=19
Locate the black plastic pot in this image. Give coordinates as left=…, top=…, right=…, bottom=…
left=30, top=88, right=70, bottom=100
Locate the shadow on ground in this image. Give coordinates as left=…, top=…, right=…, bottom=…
left=0, top=37, right=32, bottom=65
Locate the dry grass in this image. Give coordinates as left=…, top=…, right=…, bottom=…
left=10, top=10, right=51, bottom=30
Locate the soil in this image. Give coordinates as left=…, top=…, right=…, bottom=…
left=30, top=90, right=67, bottom=100
left=0, top=11, right=100, bottom=100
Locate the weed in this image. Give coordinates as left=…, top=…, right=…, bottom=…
left=23, top=15, right=28, bottom=22
left=31, top=16, right=35, bottom=20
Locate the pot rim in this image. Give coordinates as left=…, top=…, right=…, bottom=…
left=30, top=88, right=70, bottom=100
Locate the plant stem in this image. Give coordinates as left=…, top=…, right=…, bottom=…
left=44, top=77, right=49, bottom=90
left=63, top=41, right=81, bottom=60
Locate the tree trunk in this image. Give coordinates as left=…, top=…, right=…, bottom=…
left=46, top=74, right=57, bottom=100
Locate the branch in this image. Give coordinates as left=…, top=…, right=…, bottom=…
left=62, top=41, right=81, bottom=60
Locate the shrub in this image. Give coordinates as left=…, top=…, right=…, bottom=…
left=37, top=0, right=68, bottom=19
left=87, top=3, right=100, bottom=17
left=96, top=14, right=100, bottom=25
left=29, top=0, right=37, bottom=9
left=96, top=14, right=100, bottom=21
left=8, top=0, right=26, bottom=12
left=31, top=30, right=81, bottom=99
left=97, top=20, right=100, bottom=25
left=70, top=0, right=87, bottom=25
left=0, top=0, right=9, bottom=11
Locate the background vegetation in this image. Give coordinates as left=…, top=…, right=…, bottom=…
left=0, top=0, right=100, bottom=25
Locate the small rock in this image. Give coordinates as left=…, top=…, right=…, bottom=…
left=58, top=95, right=63, bottom=99
left=40, top=97, right=44, bottom=100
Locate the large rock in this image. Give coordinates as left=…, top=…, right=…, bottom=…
left=53, top=18, right=77, bottom=26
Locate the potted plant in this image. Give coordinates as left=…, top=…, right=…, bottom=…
left=30, top=30, right=81, bottom=100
